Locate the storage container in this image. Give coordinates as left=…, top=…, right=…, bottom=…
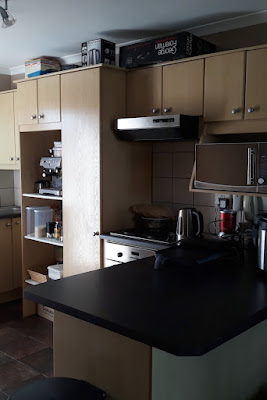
left=26, top=206, right=51, bottom=236
left=25, top=57, right=61, bottom=78
left=34, top=208, right=53, bottom=238
left=47, top=264, right=63, bottom=280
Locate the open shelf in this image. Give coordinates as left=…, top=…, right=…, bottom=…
left=25, top=234, right=63, bottom=247
left=23, top=193, right=62, bottom=201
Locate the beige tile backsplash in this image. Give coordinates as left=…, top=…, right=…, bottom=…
left=0, top=170, right=21, bottom=207
left=152, top=142, right=216, bottom=232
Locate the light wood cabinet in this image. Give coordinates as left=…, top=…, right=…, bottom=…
left=204, top=52, right=245, bottom=122
left=17, top=75, right=60, bottom=125
left=0, top=217, right=22, bottom=294
left=127, top=59, right=204, bottom=117
left=61, top=67, right=151, bottom=277
left=245, top=48, right=267, bottom=120
left=127, top=67, right=162, bottom=117
left=0, top=90, right=20, bottom=169
left=162, top=59, right=204, bottom=116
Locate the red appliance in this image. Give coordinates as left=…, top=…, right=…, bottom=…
left=219, top=210, right=237, bottom=236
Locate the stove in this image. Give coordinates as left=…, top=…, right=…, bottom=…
left=109, top=229, right=177, bottom=245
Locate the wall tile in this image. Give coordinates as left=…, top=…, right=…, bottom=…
left=153, top=153, right=172, bottom=178
left=194, top=191, right=216, bottom=207
left=13, top=171, right=21, bottom=189
left=0, top=171, right=14, bottom=189
left=14, top=188, right=21, bottom=207
left=173, top=152, right=194, bottom=179
left=196, top=205, right=216, bottom=233
left=258, top=197, right=267, bottom=211
left=173, top=178, right=193, bottom=205
left=152, top=178, right=172, bottom=203
left=153, top=143, right=173, bottom=153
left=0, top=189, right=14, bottom=207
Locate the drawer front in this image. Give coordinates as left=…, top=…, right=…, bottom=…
left=104, top=241, right=154, bottom=263
left=104, top=259, right=122, bottom=268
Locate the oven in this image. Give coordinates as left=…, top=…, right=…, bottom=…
left=104, top=241, right=155, bottom=268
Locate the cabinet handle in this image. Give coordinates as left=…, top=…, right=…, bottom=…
left=9, top=157, right=14, bottom=161
left=31, top=115, right=37, bottom=120
left=15, top=157, right=20, bottom=161
left=247, top=147, right=256, bottom=185
left=93, top=231, right=99, bottom=236
left=248, top=107, right=255, bottom=113
left=232, top=108, right=238, bottom=115
left=163, top=107, right=171, bottom=113
left=38, top=114, right=44, bottom=119
left=6, top=222, right=12, bottom=226
left=152, top=108, right=159, bottom=114
left=16, top=221, right=20, bottom=225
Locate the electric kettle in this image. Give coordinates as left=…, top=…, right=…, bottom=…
left=176, top=208, right=203, bottom=242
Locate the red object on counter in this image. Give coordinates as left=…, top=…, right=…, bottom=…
left=219, top=210, right=237, bottom=234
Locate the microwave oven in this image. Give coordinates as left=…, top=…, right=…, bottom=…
left=194, top=142, right=267, bottom=194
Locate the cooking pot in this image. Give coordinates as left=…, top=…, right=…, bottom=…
left=135, top=216, right=173, bottom=233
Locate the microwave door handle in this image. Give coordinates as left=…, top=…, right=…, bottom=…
left=247, top=147, right=256, bottom=185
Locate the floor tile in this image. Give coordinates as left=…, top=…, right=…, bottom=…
left=20, top=347, right=53, bottom=374
left=0, top=301, right=22, bottom=324
left=0, top=351, right=13, bottom=367
left=7, top=315, right=53, bottom=347
left=0, top=327, right=23, bottom=347
left=0, top=335, right=48, bottom=360
left=3, top=374, right=46, bottom=397
left=43, top=370, right=54, bottom=378
left=0, top=391, right=8, bottom=400
left=0, top=360, right=39, bottom=391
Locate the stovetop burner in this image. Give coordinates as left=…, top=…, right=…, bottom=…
left=110, top=229, right=177, bottom=244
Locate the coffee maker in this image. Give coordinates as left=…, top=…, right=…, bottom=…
left=38, top=143, right=62, bottom=196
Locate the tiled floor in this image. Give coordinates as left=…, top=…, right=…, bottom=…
left=0, top=300, right=53, bottom=399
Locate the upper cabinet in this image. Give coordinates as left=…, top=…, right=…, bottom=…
left=0, top=91, right=19, bottom=169
left=245, top=48, right=267, bottom=120
left=17, top=75, right=60, bottom=125
left=127, top=59, right=204, bottom=117
left=127, top=67, right=162, bottom=117
left=204, top=52, right=245, bottom=122
left=162, top=59, right=204, bottom=116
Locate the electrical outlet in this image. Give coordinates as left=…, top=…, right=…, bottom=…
left=215, top=194, right=232, bottom=210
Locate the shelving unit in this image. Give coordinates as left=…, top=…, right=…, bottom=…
left=23, top=193, right=62, bottom=201
left=25, top=234, right=63, bottom=247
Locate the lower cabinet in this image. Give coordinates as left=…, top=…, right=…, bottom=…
left=0, top=217, right=22, bottom=294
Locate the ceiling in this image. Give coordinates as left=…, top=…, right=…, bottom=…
left=0, top=0, right=267, bottom=71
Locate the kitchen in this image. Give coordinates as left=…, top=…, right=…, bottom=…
left=1, top=1, right=267, bottom=399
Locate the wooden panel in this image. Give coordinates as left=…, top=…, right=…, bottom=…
left=20, top=122, right=62, bottom=132
left=127, top=67, right=162, bottom=117
left=54, top=311, right=152, bottom=400
left=12, top=217, right=22, bottom=289
left=17, top=80, right=38, bottom=125
left=205, top=120, right=267, bottom=134
left=204, top=52, right=245, bottom=122
left=245, top=48, right=267, bottom=120
left=163, top=59, right=204, bottom=115
left=13, top=91, right=20, bottom=166
left=38, top=75, right=61, bottom=123
left=0, top=218, right=13, bottom=294
left=61, top=69, right=101, bottom=277
left=101, top=68, right=152, bottom=232
left=0, top=92, right=16, bottom=166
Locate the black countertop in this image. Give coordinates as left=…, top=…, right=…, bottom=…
left=0, top=207, right=21, bottom=219
left=24, top=250, right=267, bottom=357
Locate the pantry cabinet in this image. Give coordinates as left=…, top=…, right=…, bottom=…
left=245, top=48, right=267, bottom=120
left=204, top=52, right=245, bottom=122
left=0, top=90, right=20, bottom=169
left=17, top=75, right=60, bottom=125
left=127, top=59, right=204, bottom=117
left=0, top=217, right=22, bottom=294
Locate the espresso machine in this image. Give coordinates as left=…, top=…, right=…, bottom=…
left=38, top=143, right=62, bottom=196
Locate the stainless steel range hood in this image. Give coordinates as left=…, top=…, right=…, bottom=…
left=115, top=114, right=199, bottom=141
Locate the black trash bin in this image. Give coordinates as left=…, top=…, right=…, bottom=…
left=10, top=377, right=106, bottom=400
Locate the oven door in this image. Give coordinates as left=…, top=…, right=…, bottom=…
left=195, top=143, right=258, bottom=193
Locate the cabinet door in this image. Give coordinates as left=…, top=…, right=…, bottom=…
left=61, top=69, right=101, bottom=277
left=17, top=80, right=38, bottom=125
left=127, top=67, right=162, bottom=117
left=38, top=75, right=61, bottom=123
left=163, top=59, right=204, bottom=115
left=0, top=92, right=16, bottom=166
left=0, top=219, right=13, bottom=293
left=245, top=48, right=267, bottom=120
left=204, top=52, right=245, bottom=122
left=12, top=218, right=22, bottom=289
left=13, top=91, right=20, bottom=165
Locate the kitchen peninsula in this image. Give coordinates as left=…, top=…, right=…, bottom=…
left=25, top=253, right=267, bottom=400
